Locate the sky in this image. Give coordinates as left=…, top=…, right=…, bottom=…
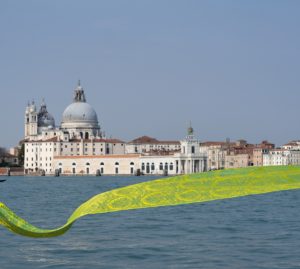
left=0, top=0, right=300, bottom=148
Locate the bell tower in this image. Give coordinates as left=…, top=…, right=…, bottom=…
left=25, top=101, right=38, bottom=138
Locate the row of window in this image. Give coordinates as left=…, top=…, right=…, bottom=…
left=67, top=166, right=134, bottom=175
left=141, top=162, right=174, bottom=172
left=26, top=163, right=51, bottom=167
left=59, top=162, right=135, bottom=166
left=26, top=157, right=52, bottom=161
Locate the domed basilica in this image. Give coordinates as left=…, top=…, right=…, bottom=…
left=25, top=81, right=102, bottom=140
left=24, top=82, right=206, bottom=176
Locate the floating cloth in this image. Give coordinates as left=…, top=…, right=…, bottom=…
left=1, top=166, right=300, bottom=238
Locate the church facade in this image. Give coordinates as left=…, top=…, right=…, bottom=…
left=24, top=82, right=207, bottom=176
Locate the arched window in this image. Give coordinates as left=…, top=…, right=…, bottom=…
left=142, top=163, right=145, bottom=171
left=85, top=132, right=89, bottom=139
left=80, top=132, right=83, bottom=139
left=151, top=163, right=155, bottom=171
left=191, top=146, right=195, bottom=154
left=130, top=162, right=134, bottom=165
left=170, top=163, right=174, bottom=171
left=72, top=163, right=76, bottom=166
left=115, top=162, right=119, bottom=166
left=100, top=162, right=104, bottom=166
left=165, top=163, right=168, bottom=170
left=159, top=163, right=163, bottom=170
left=59, top=163, right=62, bottom=166
left=146, top=163, right=150, bottom=173
left=86, top=162, right=90, bottom=166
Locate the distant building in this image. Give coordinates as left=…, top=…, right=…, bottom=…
left=199, top=141, right=230, bottom=170
left=263, top=148, right=300, bottom=166
left=0, top=148, right=19, bottom=167
left=263, top=149, right=290, bottom=166
left=282, top=141, right=300, bottom=150
left=24, top=82, right=207, bottom=176
left=200, top=139, right=275, bottom=170
left=126, top=136, right=180, bottom=154
left=225, top=153, right=249, bottom=169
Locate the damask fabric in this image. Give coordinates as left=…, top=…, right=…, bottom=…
left=1, top=166, right=300, bottom=238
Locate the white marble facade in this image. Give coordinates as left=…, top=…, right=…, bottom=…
left=24, top=82, right=207, bottom=176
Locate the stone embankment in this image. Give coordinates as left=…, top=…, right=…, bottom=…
left=0, top=167, right=24, bottom=176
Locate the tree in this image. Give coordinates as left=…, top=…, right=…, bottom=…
left=18, top=143, right=25, bottom=166
left=0, top=147, right=6, bottom=156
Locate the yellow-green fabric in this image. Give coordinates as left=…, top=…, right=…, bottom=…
left=1, top=166, right=300, bottom=238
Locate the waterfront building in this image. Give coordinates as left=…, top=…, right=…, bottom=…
left=263, top=149, right=290, bottom=166
left=282, top=141, right=300, bottom=150
left=140, top=126, right=207, bottom=175
left=199, top=141, right=230, bottom=170
left=225, top=153, right=249, bottom=169
left=53, top=154, right=140, bottom=176
left=200, top=139, right=275, bottom=170
left=24, top=82, right=126, bottom=175
left=252, top=141, right=275, bottom=166
left=24, top=82, right=207, bottom=176
left=263, top=148, right=300, bottom=166
left=53, top=126, right=207, bottom=176
left=125, top=136, right=180, bottom=154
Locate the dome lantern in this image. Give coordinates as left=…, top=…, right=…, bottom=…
left=73, top=80, right=86, bottom=102
left=61, top=81, right=100, bottom=137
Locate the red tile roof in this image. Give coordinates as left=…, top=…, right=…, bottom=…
left=129, top=136, right=180, bottom=145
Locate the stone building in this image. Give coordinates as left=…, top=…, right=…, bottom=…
left=24, top=81, right=207, bottom=176
left=200, top=139, right=275, bottom=170
left=263, top=149, right=300, bottom=166
left=24, top=81, right=126, bottom=175
left=282, top=141, right=300, bottom=150
left=263, top=149, right=290, bottom=166
left=126, top=136, right=180, bottom=154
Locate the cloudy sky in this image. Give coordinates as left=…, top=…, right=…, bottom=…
left=1, top=1, right=300, bottom=147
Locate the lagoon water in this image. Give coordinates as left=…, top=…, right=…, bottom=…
left=1, top=175, right=300, bottom=269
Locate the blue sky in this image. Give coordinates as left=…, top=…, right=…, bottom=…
left=0, top=1, right=300, bottom=147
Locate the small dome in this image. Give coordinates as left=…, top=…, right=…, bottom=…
left=38, top=102, right=55, bottom=128
left=38, top=113, right=55, bottom=128
left=187, top=126, right=194, bottom=135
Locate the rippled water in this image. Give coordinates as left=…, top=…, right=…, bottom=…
left=1, top=176, right=300, bottom=269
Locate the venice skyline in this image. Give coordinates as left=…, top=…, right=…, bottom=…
left=1, top=1, right=300, bottom=148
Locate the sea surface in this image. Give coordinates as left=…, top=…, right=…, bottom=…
left=1, top=175, right=300, bottom=269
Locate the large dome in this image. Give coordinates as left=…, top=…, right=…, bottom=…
left=60, top=82, right=100, bottom=130
left=61, top=102, right=99, bottom=128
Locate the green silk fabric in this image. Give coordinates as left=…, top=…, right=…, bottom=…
left=1, top=166, right=300, bottom=238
